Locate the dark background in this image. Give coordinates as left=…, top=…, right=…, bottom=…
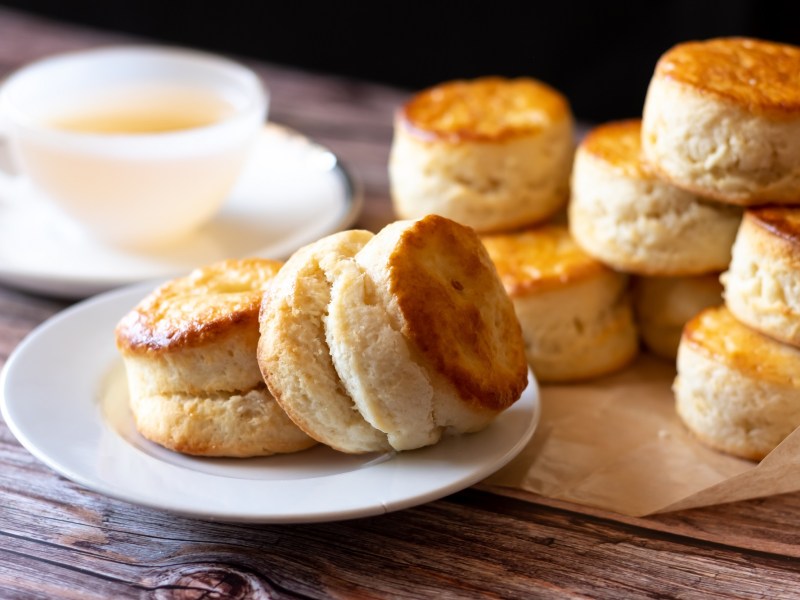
left=2, top=1, right=799, bottom=123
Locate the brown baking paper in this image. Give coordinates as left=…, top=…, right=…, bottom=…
left=482, top=354, right=800, bottom=516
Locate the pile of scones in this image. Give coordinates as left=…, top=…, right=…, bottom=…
left=115, top=216, right=528, bottom=457
left=116, top=36, right=800, bottom=463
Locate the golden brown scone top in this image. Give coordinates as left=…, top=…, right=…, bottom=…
left=387, top=215, right=528, bottom=410
left=746, top=206, right=800, bottom=249
left=116, top=258, right=282, bottom=353
left=579, top=119, right=651, bottom=178
left=655, top=37, right=800, bottom=117
left=480, top=225, right=609, bottom=296
left=682, top=306, right=800, bottom=387
left=398, top=76, right=571, bottom=142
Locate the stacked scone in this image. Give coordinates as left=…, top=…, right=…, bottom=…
left=569, top=118, right=740, bottom=360
left=480, top=225, right=637, bottom=383
left=115, top=258, right=316, bottom=457
left=390, top=76, right=640, bottom=382
left=389, top=76, right=575, bottom=233
left=116, top=215, right=529, bottom=457
left=677, top=207, right=800, bottom=460
left=633, top=37, right=800, bottom=460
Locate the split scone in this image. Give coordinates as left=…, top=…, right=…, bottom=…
left=632, top=274, right=723, bottom=360
left=674, top=306, right=800, bottom=461
left=259, top=215, right=529, bottom=453
left=480, top=225, right=638, bottom=383
left=723, top=207, right=800, bottom=347
left=389, top=76, right=574, bottom=232
left=642, top=37, right=800, bottom=205
left=569, top=119, right=741, bottom=275
left=257, top=230, right=392, bottom=454
left=115, top=258, right=316, bottom=457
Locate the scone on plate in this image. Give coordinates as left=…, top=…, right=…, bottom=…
left=389, top=76, right=574, bottom=232
left=257, top=229, right=392, bottom=454
left=569, top=119, right=741, bottom=275
left=632, top=273, right=723, bottom=360
left=480, top=224, right=638, bottom=383
left=259, top=215, right=529, bottom=453
left=115, top=258, right=316, bottom=457
left=723, top=206, right=800, bottom=347
left=674, top=306, right=800, bottom=461
left=642, top=37, right=800, bottom=205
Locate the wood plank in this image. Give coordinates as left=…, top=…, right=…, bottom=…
left=3, top=477, right=800, bottom=598
left=479, top=486, right=800, bottom=558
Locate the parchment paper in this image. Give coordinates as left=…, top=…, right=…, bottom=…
left=483, top=354, right=800, bottom=516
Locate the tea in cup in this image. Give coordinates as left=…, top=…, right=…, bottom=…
left=0, top=45, right=268, bottom=248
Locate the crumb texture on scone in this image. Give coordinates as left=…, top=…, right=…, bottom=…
left=674, top=305, right=800, bottom=461
left=389, top=76, right=574, bottom=232
left=570, top=119, right=741, bottom=274
left=641, top=37, right=800, bottom=205
left=323, top=215, right=529, bottom=451
left=130, top=388, right=315, bottom=457
left=723, top=207, right=800, bottom=347
left=257, top=230, right=392, bottom=454
left=481, top=225, right=637, bottom=382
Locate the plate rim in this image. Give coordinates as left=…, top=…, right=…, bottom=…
left=0, top=283, right=540, bottom=524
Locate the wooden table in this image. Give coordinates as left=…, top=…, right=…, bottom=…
left=1, top=8, right=799, bottom=598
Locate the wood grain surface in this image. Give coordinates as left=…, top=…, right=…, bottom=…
left=1, top=7, right=800, bottom=599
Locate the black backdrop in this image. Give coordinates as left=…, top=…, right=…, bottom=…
left=2, top=1, right=799, bottom=122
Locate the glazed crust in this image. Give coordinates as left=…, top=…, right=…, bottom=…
left=480, top=225, right=609, bottom=296
left=747, top=206, right=800, bottom=249
left=656, top=37, right=800, bottom=118
left=578, top=118, right=649, bottom=179
left=385, top=215, right=528, bottom=411
left=116, top=258, right=283, bottom=354
left=398, top=76, right=571, bottom=142
left=682, top=306, right=800, bottom=387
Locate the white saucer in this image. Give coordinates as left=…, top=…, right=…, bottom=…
left=0, top=123, right=362, bottom=298
left=0, top=283, right=540, bottom=523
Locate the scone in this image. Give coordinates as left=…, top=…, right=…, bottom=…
left=569, top=119, right=742, bottom=275
left=115, top=258, right=316, bottom=457
left=389, top=76, right=574, bottom=232
left=260, top=216, right=529, bottom=453
left=257, top=230, right=392, bottom=454
left=328, top=215, right=529, bottom=450
left=480, top=225, right=638, bottom=383
left=723, top=207, right=800, bottom=347
left=632, top=274, right=723, bottom=360
left=674, top=306, right=800, bottom=461
left=642, top=37, right=800, bottom=205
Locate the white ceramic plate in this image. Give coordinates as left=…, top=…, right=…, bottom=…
left=0, top=284, right=540, bottom=523
left=0, top=123, right=361, bottom=298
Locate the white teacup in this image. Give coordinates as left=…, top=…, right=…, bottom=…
left=0, top=45, right=268, bottom=248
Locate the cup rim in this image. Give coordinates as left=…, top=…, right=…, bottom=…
left=0, top=44, right=269, bottom=146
